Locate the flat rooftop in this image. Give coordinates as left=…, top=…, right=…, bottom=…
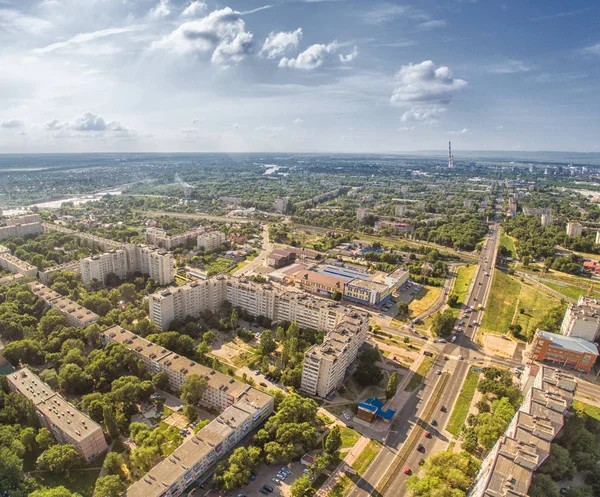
left=536, top=330, right=599, bottom=355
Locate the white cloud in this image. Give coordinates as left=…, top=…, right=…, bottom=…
left=181, top=1, right=207, bottom=17
left=339, top=45, right=358, bottom=63
left=45, top=119, right=66, bottom=130
left=240, top=5, right=273, bottom=15
left=581, top=43, right=600, bottom=56
left=181, top=127, right=197, bottom=133
left=1, top=119, right=23, bottom=129
left=374, top=40, right=416, bottom=48
left=448, top=128, right=468, bottom=135
left=232, top=122, right=239, bottom=128
left=71, top=112, right=127, bottom=132
left=192, top=117, right=205, bottom=124
left=0, top=8, right=52, bottom=35
left=32, top=26, right=145, bottom=54
left=486, top=59, right=534, bottom=74
left=391, top=60, right=467, bottom=125
left=148, top=0, right=171, bottom=20
left=363, top=4, right=427, bottom=25
left=417, top=19, right=446, bottom=30
left=154, top=7, right=253, bottom=66
left=293, top=118, right=303, bottom=124
left=495, top=125, right=504, bottom=130
left=260, top=28, right=302, bottom=59
left=279, top=41, right=339, bottom=70
left=398, top=126, right=414, bottom=131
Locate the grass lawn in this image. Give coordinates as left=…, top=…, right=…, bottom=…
left=351, top=440, right=383, bottom=475
left=514, top=280, right=562, bottom=338
left=446, top=369, right=480, bottom=437
left=453, top=265, right=476, bottom=305
left=573, top=400, right=600, bottom=421
left=34, top=468, right=100, bottom=497
left=329, top=474, right=356, bottom=497
left=339, top=426, right=361, bottom=449
left=481, top=270, right=521, bottom=334
left=500, top=230, right=516, bottom=257
left=542, top=280, right=600, bottom=301
left=408, top=285, right=443, bottom=318
left=404, top=354, right=436, bottom=392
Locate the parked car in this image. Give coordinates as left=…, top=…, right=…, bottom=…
left=264, top=485, right=274, bottom=493
left=259, top=488, right=269, bottom=495
left=424, top=431, right=432, bottom=438
left=272, top=478, right=280, bottom=484
left=260, top=382, right=268, bottom=387
left=404, top=467, right=411, bottom=475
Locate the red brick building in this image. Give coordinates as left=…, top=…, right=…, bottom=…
left=530, top=330, right=599, bottom=373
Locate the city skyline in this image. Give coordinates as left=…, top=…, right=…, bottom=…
left=1, top=0, right=599, bottom=153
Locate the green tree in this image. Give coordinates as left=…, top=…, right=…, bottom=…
left=36, top=428, right=56, bottom=451
left=431, top=309, right=455, bottom=337
left=103, top=452, right=125, bottom=477
left=93, top=475, right=127, bottom=497
left=539, top=444, right=576, bottom=481
left=386, top=372, right=400, bottom=400
left=103, top=405, right=120, bottom=439
left=230, top=308, right=239, bottom=330
left=30, top=487, right=76, bottom=497
left=353, top=362, right=383, bottom=386
left=152, top=371, right=169, bottom=390
left=179, top=374, right=208, bottom=405
left=325, top=426, right=342, bottom=454
left=0, top=446, right=24, bottom=490
left=183, top=404, right=198, bottom=423
left=528, top=474, right=559, bottom=497
left=290, top=474, right=315, bottom=497
left=37, top=444, right=83, bottom=474
left=260, top=329, right=277, bottom=355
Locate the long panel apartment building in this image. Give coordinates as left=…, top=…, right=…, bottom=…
left=0, top=251, right=37, bottom=277
left=145, top=227, right=205, bottom=251
left=5, top=213, right=41, bottom=226
left=42, top=223, right=122, bottom=251
left=469, top=366, right=576, bottom=497
left=99, top=325, right=274, bottom=497
left=0, top=222, right=42, bottom=241
left=38, top=260, right=82, bottom=284
left=7, top=368, right=108, bottom=461
left=30, top=282, right=99, bottom=327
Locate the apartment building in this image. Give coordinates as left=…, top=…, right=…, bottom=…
left=30, top=282, right=99, bottom=327
left=291, top=270, right=345, bottom=298
left=356, top=207, right=369, bottom=221
left=469, top=366, right=576, bottom=497
left=394, top=204, right=406, bottom=216
left=80, top=249, right=128, bottom=285
left=7, top=368, right=107, bottom=461
left=300, top=311, right=369, bottom=398
left=540, top=212, right=553, bottom=227
left=42, top=223, right=121, bottom=251
left=124, top=387, right=273, bottom=497
left=0, top=253, right=37, bottom=277
left=5, top=213, right=41, bottom=226
left=197, top=231, right=226, bottom=251
left=38, top=260, right=81, bottom=284
left=0, top=273, right=24, bottom=286
left=145, top=227, right=204, bottom=250
left=0, top=245, right=9, bottom=255
left=566, top=222, right=583, bottom=236
left=0, top=222, right=42, bottom=241
left=274, top=197, right=288, bottom=213
left=530, top=330, right=598, bottom=373
left=560, top=296, right=600, bottom=341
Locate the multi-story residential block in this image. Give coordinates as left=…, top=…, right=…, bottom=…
left=4, top=213, right=41, bottom=226
left=0, top=245, right=9, bottom=255
left=274, top=197, right=289, bottom=213
left=42, top=223, right=121, bottom=251
left=0, top=222, right=42, bottom=241
left=0, top=273, right=25, bottom=285
left=394, top=204, right=406, bottom=216
left=0, top=253, right=37, bottom=277
left=596, top=231, right=600, bottom=245
left=300, top=311, right=369, bottom=398
left=469, top=366, right=576, bottom=497
left=566, top=222, right=583, bottom=236
left=356, top=207, right=369, bottom=221
left=145, top=227, right=204, bottom=250
left=540, top=212, right=553, bottom=227
left=30, top=282, right=99, bottom=327
left=38, top=260, right=81, bottom=284
left=218, top=196, right=241, bottom=206
left=7, top=368, right=107, bottom=461
left=80, top=249, right=128, bottom=285
left=197, top=231, right=225, bottom=251
left=560, top=296, right=600, bottom=341
left=124, top=387, right=273, bottom=497
left=529, top=329, right=598, bottom=372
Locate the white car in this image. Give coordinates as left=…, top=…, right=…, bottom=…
left=450, top=336, right=457, bottom=343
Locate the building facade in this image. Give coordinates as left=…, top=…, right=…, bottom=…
left=145, top=227, right=204, bottom=250
left=5, top=213, right=41, bottom=226
left=291, top=270, right=345, bottom=298
left=566, top=222, right=583, bottom=236
left=38, top=260, right=81, bottom=284
left=356, top=208, right=369, bottom=221
left=0, top=253, right=37, bottom=277
left=7, top=368, right=107, bottom=461
left=80, top=249, right=128, bottom=285
left=30, top=282, right=99, bottom=327
left=0, top=222, right=42, bottom=241
left=540, top=213, right=553, bottom=227
left=197, top=231, right=225, bottom=251
left=560, top=296, right=600, bottom=341
left=530, top=330, right=598, bottom=372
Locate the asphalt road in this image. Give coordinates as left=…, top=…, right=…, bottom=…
left=347, top=220, right=502, bottom=497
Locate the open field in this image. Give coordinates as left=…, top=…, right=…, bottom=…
left=408, top=285, right=442, bottom=317
left=573, top=400, right=600, bottom=421
left=339, top=426, right=361, bottom=449
left=446, top=369, right=480, bottom=437
left=453, top=264, right=476, bottom=305
left=351, top=439, right=383, bottom=475
left=404, top=354, right=436, bottom=392
left=499, top=230, right=517, bottom=257
left=481, top=270, right=521, bottom=334
left=514, top=279, right=562, bottom=338
left=329, top=474, right=356, bottom=497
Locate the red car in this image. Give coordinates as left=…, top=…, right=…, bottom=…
left=425, top=431, right=432, bottom=438
left=404, top=467, right=411, bottom=475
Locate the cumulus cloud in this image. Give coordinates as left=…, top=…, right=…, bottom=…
left=1, top=119, right=23, bottom=129
left=154, top=7, right=253, bottom=66
left=71, top=112, right=127, bottom=132
left=486, top=59, right=534, bottom=74
left=293, top=118, right=303, bottom=124
left=259, top=28, right=302, bottom=59
left=279, top=41, right=339, bottom=70
left=448, top=128, right=468, bottom=135
left=181, top=1, right=207, bottom=17
left=390, top=60, right=467, bottom=124
left=581, top=42, right=600, bottom=56
left=149, top=0, right=171, bottom=19
left=45, top=119, right=66, bottom=130
left=339, top=45, right=358, bottom=63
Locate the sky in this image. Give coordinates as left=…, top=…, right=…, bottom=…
left=0, top=0, right=599, bottom=154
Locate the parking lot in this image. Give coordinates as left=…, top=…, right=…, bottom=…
left=201, top=460, right=308, bottom=497
left=236, top=367, right=285, bottom=393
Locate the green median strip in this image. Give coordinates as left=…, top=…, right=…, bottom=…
left=351, top=440, right=383, bottom=476
left=446, top=369, right=480, bottom=437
